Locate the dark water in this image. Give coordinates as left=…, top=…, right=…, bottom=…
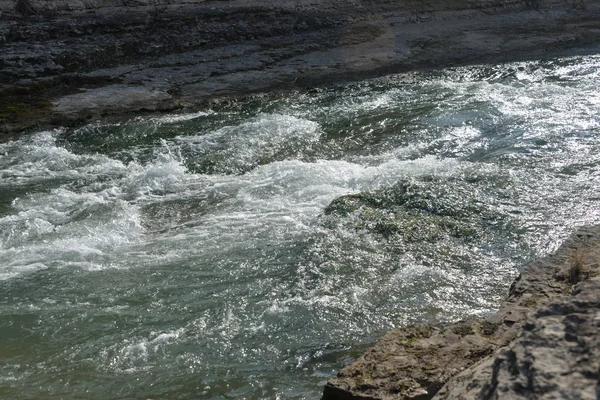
left=2, top=52, right=600, bottom=399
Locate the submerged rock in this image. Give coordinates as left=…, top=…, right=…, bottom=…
left=323, top=226, right=600, bottom=399
left=322, top=176, right=513, bottom=248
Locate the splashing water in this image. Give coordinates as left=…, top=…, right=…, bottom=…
left=2, top=51, right=600, bottom=399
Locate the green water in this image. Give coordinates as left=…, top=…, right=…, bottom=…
left=2, top=52, right=600, bottom=399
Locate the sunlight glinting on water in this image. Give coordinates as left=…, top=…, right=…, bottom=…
left=1, top=52, right=600, bottom=399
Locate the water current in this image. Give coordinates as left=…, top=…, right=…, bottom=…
left=2, top=51, right=600, bottom=399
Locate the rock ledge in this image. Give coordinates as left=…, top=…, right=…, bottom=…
left=2, top=0, right=600, bottom=133
left=323, top=226, right=600, bottom=399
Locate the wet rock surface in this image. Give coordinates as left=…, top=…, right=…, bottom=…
left=1, top=0, right=600, bottom=132
left=323, top=226, right=600, bottom=399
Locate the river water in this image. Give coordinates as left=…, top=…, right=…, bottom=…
left=2, top=51, right=600, bottom=399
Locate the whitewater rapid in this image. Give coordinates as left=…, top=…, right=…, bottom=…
left=1, top=52, right=600, bottom=399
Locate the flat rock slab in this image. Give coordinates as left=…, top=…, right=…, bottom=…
left=2, top=0, right=600, bottom=132
left=52, top=85, right=173, bottom=115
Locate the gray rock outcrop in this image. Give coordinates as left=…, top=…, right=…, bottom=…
left=2, top=0, right=600, bottom=132
left=323, top=226, right=600, bottom=399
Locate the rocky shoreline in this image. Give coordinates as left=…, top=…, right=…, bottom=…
left=323, top=225, right=600, bottom=399
left=1, top=0, right=600, bottom=133
left=2, top=1, right=600, bottom=398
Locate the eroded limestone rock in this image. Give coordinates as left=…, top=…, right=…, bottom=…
left=2, top=0, right=600, bottom=132
left=324, top=226, right=600, bottom=399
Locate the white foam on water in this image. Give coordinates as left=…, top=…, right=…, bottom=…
left=431, top=125, right=485, bottom=157
left=0, top=133, right=191, bottom=278
left=0, top=262, right=48, bottom=281
left=323, top=90, right=398, bottom=117
left=146, top=110, right=214, bottom=124
left=0, top=130, right=128, bottom=185
left=100, top=328, right=186, bottom=372
left=122, top=145, right=190, bottom=198
left=176, top=113, right=321, bottom=174
left=1, top=185, right=142, bottom=246
left=146, top=154, right=473, bottom=250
